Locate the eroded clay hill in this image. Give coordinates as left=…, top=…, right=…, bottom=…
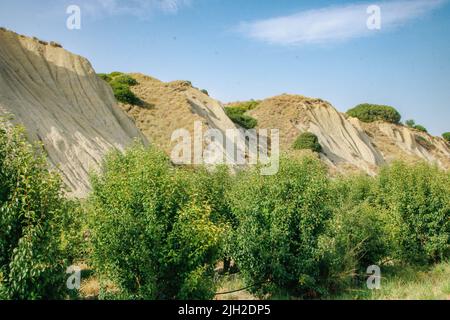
left=0, top=29, right=146, bottom=197
left=118, top=73, right=247, bottom=164
left=244, top=94, right=450, bottom=174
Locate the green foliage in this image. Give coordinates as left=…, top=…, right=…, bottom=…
left=224, top=101, right=260, bottom=129
left=413, top=125, right=428, bottom=133
left=109, top=82, right=141, bottom=105
left=443, top=132, right=450, bottom=142
left=111, top=74, right=138, bottom=86
left=227, top=156, right=332, bottom=297
left=0, top=123, right=68, bottom=299
left=292, top=132, right=322, bottom=153
left=406, top=119, right=428, bottom=133
left=97, top=73, right=112, bottom=82
left=109, top=71, right=124, bottom=78
left=321, top=176, right=389, bottom=290
left=99, top=72, right=141, bottom=105
left=377, top=162, right=450, bottom=264
left=406, top=119, right=416, bottom=128
left=228, top=100, right=261, bottom=113
left=88, top=145, right=226, bottom=300
left=225, top=108, right=258, bottom=129
left=347, top=104, right=401, bottom=124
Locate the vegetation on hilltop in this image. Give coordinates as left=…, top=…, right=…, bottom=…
left=98, top=72, right=141, bottom=105
left=347, top=104, right=401, bottom=124
left=224, top=100, right=260, bottom=129
left=442, top=132, right=450, bottom=143
left=406, top=119, right=428, bottom=133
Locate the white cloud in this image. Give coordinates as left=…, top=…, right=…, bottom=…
left=80, top=0, right=191, bottom=18
left=237, top=0, right=447, bottom=45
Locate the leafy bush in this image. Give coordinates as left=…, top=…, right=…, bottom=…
left=413, top=125, right=427, bottom=133
left=377, top=162, right=450, bottom=264
left=110, top=81, right=140, bottom=105
left=347, top=104, right=401, bottom=124
left=406, top=119, right=428, bottom=133
left=443, top=132, right=450, bottom=142
left=109, top=71, right=124, bottom=78
left=227, top=156, right=332, bottom=297
left=225, top=108, right=258, bottom=129
left=99, top=72, right=141, bottom=105
left=97, top=73, right=112, bottom=82
left=111, top=74, right=138, bottom=86
left=293, top=132, right=322, bottom=153
left=88, top=145, right=226, bottom=300
left=321, top=176, right=388, bottom=290
left=405, top=119, right=416, bottom=128
left=0, top=123, right=68, bottom=299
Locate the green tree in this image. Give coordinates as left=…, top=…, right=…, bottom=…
left=405, top=119, right=415, bottom=128
left=88, top=145, right=225, bottom=300
left=443, top=132, right=450, bottom=142
left=0, top=123, right=67, bottom=299
left=347, top=104, right=401, bottom=124
left=227, top=156, right=332, bottom=297
left=377, top=162, right=450, bottom=264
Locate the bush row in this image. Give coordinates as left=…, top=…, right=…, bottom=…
left=1, top=125, right=449, bottom=299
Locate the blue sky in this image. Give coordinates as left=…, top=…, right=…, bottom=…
left=0, top=0, right=449, bottom=135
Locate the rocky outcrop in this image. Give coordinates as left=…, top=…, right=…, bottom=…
left=0, top=29, right=146, bottom=197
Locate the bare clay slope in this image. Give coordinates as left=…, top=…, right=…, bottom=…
left=119, top=73, right=248, bottom=164
left=247, top=95, right=385, bottom=174
left=246, top=94, right=450, bottom=174
left=0, top=29, right=146, bottom=197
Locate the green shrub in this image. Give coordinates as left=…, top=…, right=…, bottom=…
left=111, top=74, right=138, bottom=86
left=227, top=156, right=332, bottom=297
left=293, top=132, right=322, bottom=153
left=97, top=73, right=112, bottom=82
left=224, top=108, right=258, bottom=129
left=110, top=82, right=140, bottom=105
left=347, top=104, right=401, bottom=124
left=405, top=120, right=428, bottom=133
left=443, top=132, right=450, bottom=142
left=321, top=176, right=389, bottom=290
left=413, top=125, right=427, bottom=133
left=405, top=119, right=416, bottom=128
left=228, top=100, right=261, bottom=113
left=377, top=162, right=450, bottom=264
left=0, top=123, right=68, bottom=299
left=88, top=145, right=225, bottom=300
left=99, top=72, right=141, bottom=105
left=109, top=71, right=124, bottom=78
